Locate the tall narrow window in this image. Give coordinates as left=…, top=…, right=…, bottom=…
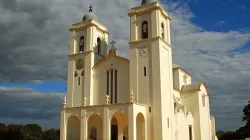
left=161, top=22, right=165, bottom=39
left=167, top=118, right=169, bottom=128
left=202, top=95, right=206, bottom=107
left=111, top=70, right=113, bottom=104
left=97, top=37, right=101, bottom=53
left=78, top=77, right=80, bottom=85
left=115, top=70, right=117, bottom=103
left=79, top=36, right=84, bottom=52
left=189, top=125, right=193, bottom=140
left=144, top=67, right=147, bottom=76
left=107, top=71, right=109, bottom=95
left=142, top=21, right=148, bottom=39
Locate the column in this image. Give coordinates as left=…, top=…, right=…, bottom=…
left=130, top=15, right=137, bottom=41
left=110, top=69, right=113, bottom=104
left=167, top=19, right=171, bottom=45
left=128, top=104, right=136, bottom=140
left=60, top=109, right=66, bottom=140
left=151, top=10, right=160, bottom=37
left=103, top=107, right=110, bottom=140
left=80, top=109, right=88, bottom=140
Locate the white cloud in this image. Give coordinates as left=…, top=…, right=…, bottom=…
left=0, top=0, right=249, bottom=131
left=0, top=86, right=64, bottom=129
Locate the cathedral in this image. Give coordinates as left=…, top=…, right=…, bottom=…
left=60, top=0, right=218, bottom=140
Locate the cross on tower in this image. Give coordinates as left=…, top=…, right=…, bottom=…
left=110, top=40, right=116, bottom=48
left=89, top=5, right=93, bottom=12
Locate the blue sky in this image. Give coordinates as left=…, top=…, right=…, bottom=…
left=0, top=0, right=250, bottom=132
left=0, top=81, right=67, bottom=93
left=189, top=0, right=250, bottom=32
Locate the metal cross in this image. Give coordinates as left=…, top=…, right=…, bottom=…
left=89, top=5, right=93, bottom=12
left=110, top=40, right=116, bottom=48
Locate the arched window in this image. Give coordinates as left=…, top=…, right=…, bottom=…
left=97, top=37, right=101, bottom=53
left=142, top=21, right=148, bottom=39
left=79, top=36, right=84, bottom=52
left=161, top=22, right=165, bottom=39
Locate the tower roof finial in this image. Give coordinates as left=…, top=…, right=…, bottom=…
left=89, top=5, right=93, bottom=12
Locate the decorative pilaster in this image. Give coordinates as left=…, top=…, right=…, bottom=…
left=128, top=104, right=136, bottom=140
left=60, top=95, right=67, bottom=140
left=80, top=109, right=88, bottom=140
left=103, top=107, right=110, bottom=140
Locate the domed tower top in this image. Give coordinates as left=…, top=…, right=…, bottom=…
left=141, top=0, right=157, bottom=5
left=82, top=5, right=98, bottom=22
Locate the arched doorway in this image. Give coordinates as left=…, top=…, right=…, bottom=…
left=88, top=114, right=103, bottom=140
left=111, top=112, right=128, bottom=140
left=111, top=117, right=118, bottom=140
left=136, top=113, right=145, bottom=140
left=67, top=116, right=80, bottom=140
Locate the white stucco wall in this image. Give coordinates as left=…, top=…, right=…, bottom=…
left=198, top=84, right=212, bottom=140
left=93, top=54, right=129, bottom=105
left=181, top=92, right=201, bottom=140
left=173, top=68, right=192, bottom=90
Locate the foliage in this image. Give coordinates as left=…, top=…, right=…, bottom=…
left=42, top=129, right=60, bottom=140
left=0, top=123, right=60, bottom=140
left=216, top=100, right=250, bottom=140
left=243, top=101, right=250, bottom=123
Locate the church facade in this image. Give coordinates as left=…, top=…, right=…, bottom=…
left=60, top=0, right=218, bottom=140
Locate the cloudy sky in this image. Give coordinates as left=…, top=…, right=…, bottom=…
left=0, top=0, right=250, bottom=131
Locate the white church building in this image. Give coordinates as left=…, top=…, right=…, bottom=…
left=60, top=0, right=218, bottom=140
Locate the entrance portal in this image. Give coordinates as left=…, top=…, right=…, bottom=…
left=111, top=125, right=118, bottom=140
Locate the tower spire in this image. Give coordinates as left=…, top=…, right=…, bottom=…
left=63, top=94, right=67, bottom=108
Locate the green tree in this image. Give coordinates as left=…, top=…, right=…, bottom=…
left=217, top=100, right=250, bottom=140
left=216, top=130, right=225, bottom=139
left=42, top=129, right=60, bottom=140
left=7, top=124, right=25, bottom=140
left=0, top=123, right=7, bottom=139
left=243, top=101, right=250, bottom=123
left=22, top=124, right=43, bottom=140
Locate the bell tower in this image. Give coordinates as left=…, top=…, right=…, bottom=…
left=128, top=0, right=174, bottom=140
left=67, top=5, right=109, bottom=107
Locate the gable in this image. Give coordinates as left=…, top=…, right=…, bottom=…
left=92, top=50, right=129, bottom=70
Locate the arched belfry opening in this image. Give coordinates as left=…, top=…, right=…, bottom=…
left=79, top=36, right=84, bottom=52
left=142, top=21, right=148, bottom=39
left=97, top=37, right=101, bottom=53
left=161, top=22, right=165, bottom=39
